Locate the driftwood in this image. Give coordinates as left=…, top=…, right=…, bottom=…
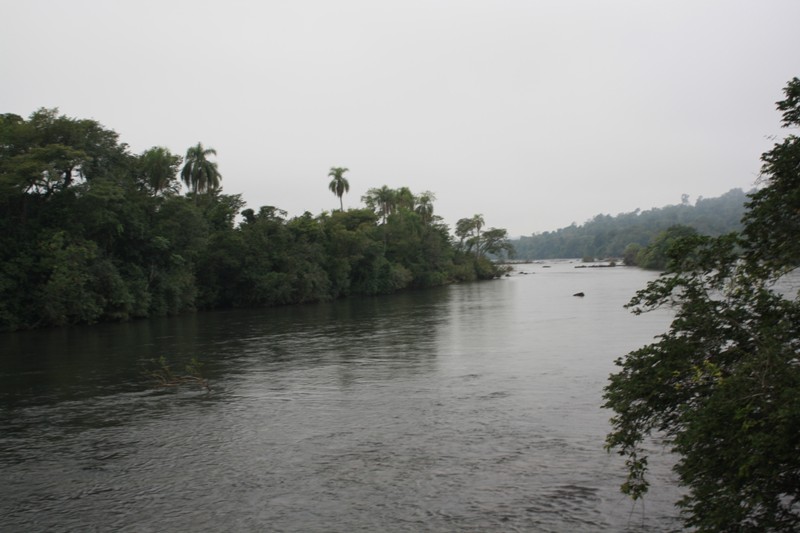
left=146, top=357, right=211, bottom=391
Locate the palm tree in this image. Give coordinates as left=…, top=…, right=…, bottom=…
left=455, top=213, right=485, bottom=256
left=395, top=186, right=415, bottom=211
left=181, top=142, right=222, bottom=195
left=471, top=214, right=485, bottom=258
left=140, top=146, right=181, bottom=195
left=362, top=185, right=397, bottom=225
left=415, top=191, right=436, bottom=224
left=328, top=167, right=350, bottom=211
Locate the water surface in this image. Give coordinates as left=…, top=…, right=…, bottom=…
left=1, top=261, right=684, bottom=532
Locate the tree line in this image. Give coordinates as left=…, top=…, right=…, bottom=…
left=510, top=188, right=749, bottom=264
left=0, top=109, right=511, bottom=331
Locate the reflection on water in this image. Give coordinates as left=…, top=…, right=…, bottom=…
left=0, top=262, right=684, bottom=532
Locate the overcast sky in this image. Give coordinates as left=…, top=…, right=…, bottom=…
left=3, top=1, right=799, bottom=236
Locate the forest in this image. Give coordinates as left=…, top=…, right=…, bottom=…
left=0, top=109, right=511, bottom=331
left=510, top=188, right=749, bottom=265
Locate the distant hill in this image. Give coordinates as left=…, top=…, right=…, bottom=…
left=510, top=188, right=750, bottom=260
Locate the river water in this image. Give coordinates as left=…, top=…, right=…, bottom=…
left=0, top=261, right=685, bottom=532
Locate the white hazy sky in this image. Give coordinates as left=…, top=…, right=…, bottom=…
left=2, top=1, right=799, bottom=236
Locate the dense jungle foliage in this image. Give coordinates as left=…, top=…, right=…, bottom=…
left=0, top=109, right=511, bottom=331
left=604, top=78, right=800, bottom=531
left=510, top=188, right=749, bottom=265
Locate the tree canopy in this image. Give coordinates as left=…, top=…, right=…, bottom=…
left=603, top=78, right=800, bottom=532
left=511, top=188, right=749, bottom=261
left=0, top=110, right=512, bottom=331
left=362, top=185, right=396, bottom=225
left=140, top=146, right=181, bottom=195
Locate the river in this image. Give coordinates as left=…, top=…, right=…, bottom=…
left=0, top=261, right=685, bottom=532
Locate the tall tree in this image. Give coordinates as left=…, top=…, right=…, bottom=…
left=471, top=214, right=484, bottom=257
left=181, top=142, right=221, bottom=195
left=604, top=78, right=800, bottom=532
left=327, top=166, right=350, bottom=211
left=477, top=227, right=514, bottom=258
left=415, top=191, right=436, bottom=224
left=455, top=214, right=485, bottom=257
left=140, top=146, right=181, bottom=195
left=0, top=108, right=126, bottom=195
left=395, top=186, right=415, bottom=211
left=362, top=185, right=396, bottom=224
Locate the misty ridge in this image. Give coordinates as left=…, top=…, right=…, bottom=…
left=509, top=188, right=750, bottom=261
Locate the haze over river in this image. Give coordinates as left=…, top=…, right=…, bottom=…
left=1, top=261, right=685, bottom=532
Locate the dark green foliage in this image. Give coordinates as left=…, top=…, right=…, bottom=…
left=0, top=109, right=510, bottom=331
left=454, top=214, right=514, bottom=272
left=512, top=188, right=749, bottom=260
left=743, top=77, right=800, bottom=272
left=604, top=78, right=800, bottom=531
left=181, top=142, right=221, bottom=195
left=139, top=146, right=182, bottom=195
left=634, top=224, right=699, bottom=270
left=622, top=243, right=641, bottom=266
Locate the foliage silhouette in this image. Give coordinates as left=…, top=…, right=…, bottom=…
left=604, top=77, right=800, bottom=532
